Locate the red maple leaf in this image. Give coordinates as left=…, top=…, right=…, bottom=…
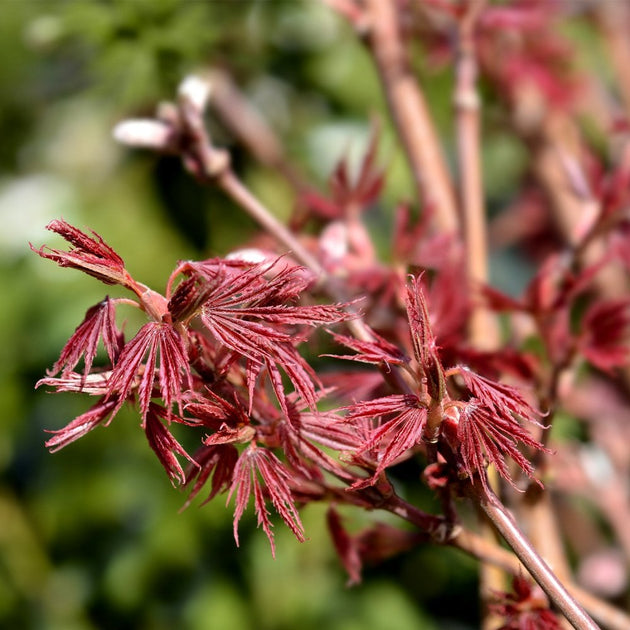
left=48, top=297, right=123, bottom=379
left=342, top=394, right=427, bottom=488
left=169, top=258, right=347, bottom=416
left=107, top=321, right=192, bottom=424
left=44, top=396, right=119, bottom=452
left=183, top=443, right=239, bottom=508
left=144, top=403, right=198, bottom=486
left=31, top=220, right=130, bottom=286
left=579, top=299, right=630, bottom=372
left=491, top=575, right=561, bottom=630
left=228, top=444, right=305, bottom=556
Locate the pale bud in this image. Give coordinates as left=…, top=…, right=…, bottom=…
left=225, top=248, right=270, bottom=265
left=178, top=75, right=212, bottom=112
left=319, top=221, right=348, bottom=263
left=112, top=119, right=174, bottom=151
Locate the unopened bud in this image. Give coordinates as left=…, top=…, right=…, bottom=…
left=113, top=119, right=174, bottom=151
left=178, top=75, right=212, bottom=112
left=225, top=248, right=270, bottom=264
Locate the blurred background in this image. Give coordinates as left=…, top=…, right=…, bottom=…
left=0, top=1, right=551, bottom=629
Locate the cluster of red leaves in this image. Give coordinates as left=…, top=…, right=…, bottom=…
left=336, top=275, right=548, bottom=493
left=35, top=220, right=349, bottom=554
left=485, top=254, right=630, bottom=372
left=35, top=218, right=555, bottom=554
left=490, top=575, right=562, bottom=630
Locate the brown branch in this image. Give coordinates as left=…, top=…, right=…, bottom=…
left=453, top=4, right=503, bottom=625
left=361, top=0, right=459, bottom=233
left=454, top=0, right=498, bottom=352
left=472, top=484, right=599, bottom=630
left=453, top=526, right=630, bottom=630
left=207, top=69, right=308, bottom=193
left=385, top=492, right=628, bottom=630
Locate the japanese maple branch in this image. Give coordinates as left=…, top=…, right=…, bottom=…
left=468, top=482, right=599, bottom=630
left=358, top=0, right=459, bottom=233
left=178, top=92, right=325, bottom=277
left=206, top=68, right=308, bottom=194
left=306, top=462, right=618, bottom=630
left=454, top=0, right=498, bottom=352
left=382, top=491, right=626, bottom=630
left=453, top=5, right=504, bottom=625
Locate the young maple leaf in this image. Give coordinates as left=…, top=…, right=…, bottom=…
left=406, top=275, right=446, bottom=401
left=44, top=396, right=119, bottom=452
left=183, top=443, right=239, bottom=509
left=49, top=297, right=123, bottom=379
left=144, top=403, right=197, bottom=486
left=37, top=372, right=111, bottom=396
left=32, top=220, right=130, bottom=286
left=184, top=387, right=250, bottom=431
left=107, top=321, right=192, bottom=424
left=327, top=507, right=426, bottom=586
left=579, top=299, right=630, bottom=372
left=454, top=401, right=543, bottom=491
left=299, top=124, right=384, bottom=221
left=228, top=444, right=305, bottom=556
left=445, top=367, right=548, bottom=490
left=325, top=327, right=406, bottom=369
left=342, top=394, right=428, bottom=488
left=170, top=259, right=347, bottom=416
left=457, top=367, right=543, bottom=427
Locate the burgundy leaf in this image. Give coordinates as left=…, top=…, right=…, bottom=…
left=456, top=366, right=543, bottom=426
left=37, top=372, right=111, bottom=395
left=327, top=507, right=427, bottom=586
left=343, top=394, right=427, bottom=487
left=406, top=275, right=446, bottom=401
left=300, top=123, right=384, bottom=220
left=183, top=443, right=239, bottom=508
left=145, top=403, right=197, bottom=486
left=45, top=396, right=119, bottom=452
left=203, top=423, right=256, bottom=446
left=580, top=299, right=630, bottom=371
left=327, top=507, right=362, bottom=585
left=32, top=220, right=129, bottom=286
left=50, top=297, right=123, bottom=379
left=107, top=321, right=192, bottom=424
left=490, top=575, right=561, bottom=630
left=185, top=388, right=250, bottom=431
left=183, top=260, right=347, bottom=414
left=299, top=410, right=365, bottom=452
left=454, top=400, right=547, bottom=491
left=228, top=445, right=305, bottom=556
left=325, top=328, right=406, bottom=368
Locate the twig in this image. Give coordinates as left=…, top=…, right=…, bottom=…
left=206, top=69, right=308, bottom=193
left=361, top=0, right=459, bottom=233
left=384, top=492, right=628, bottom=630
left=453, top=4, right=504, bottom=625
left=453, top=526, right=630, bottom=630
left=178, top=91, right=325, bottom=277
left=472, top=484, right=599, bottom=630
left=454, top=0, right=497, bottom=352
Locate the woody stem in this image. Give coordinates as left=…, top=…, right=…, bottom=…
left=470, top=482, right=599, bottom=630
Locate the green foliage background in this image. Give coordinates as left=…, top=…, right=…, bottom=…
left=0, top=1, right=547, bottom=628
